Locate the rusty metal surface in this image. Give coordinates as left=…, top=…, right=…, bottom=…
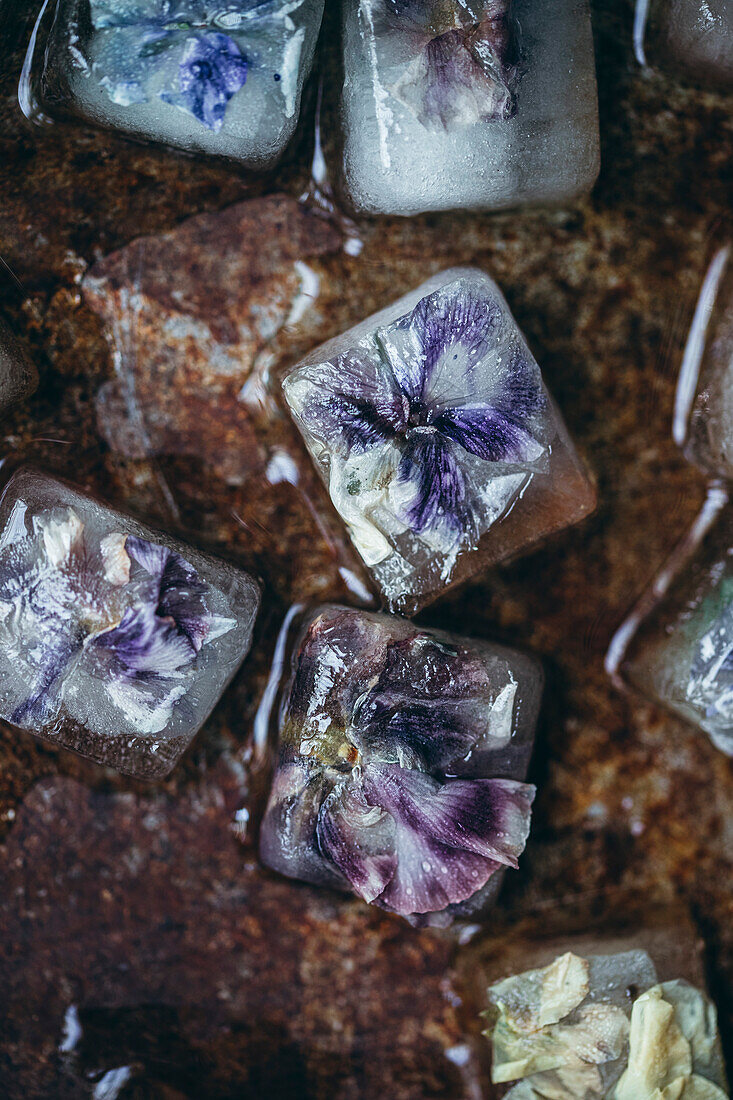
left=0, top=1, right=731, bottom=1097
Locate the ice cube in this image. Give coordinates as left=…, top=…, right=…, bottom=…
left=339, top=0, right=600, bottom=216
left=0, top=468, right=260, bottom=778
left=674, top=244, right=733, bottom=478
left=636, top=0, right=733, bottom=88
left=606, top=486, right=733, bottom=757
left=283, top=267, right=596, bottom=616
left=484, top=947, right=728, bottom=1099
left=259, top=604, right=541, bottom=924
left=0, top=319, right=37, bottom=419
left=32, top=0, right=324, bottom=168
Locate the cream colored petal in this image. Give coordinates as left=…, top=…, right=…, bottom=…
left=37, top=509, right=84, bottom=567
left=614, top=986, right=693, bottom=1100
left=539, top=952, right=591, bottom=1027
left=100, top=532, right=131, bottom=586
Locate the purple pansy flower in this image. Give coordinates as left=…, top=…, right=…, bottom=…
left=0, top=505, right=233, bottom=733
left=285, top=278, right=548, bottom=562
left=379, top=0, right=522, bottom=130
left=162, top=32, right=248, bottom=131
left=260, top=607, right=536, bottom=918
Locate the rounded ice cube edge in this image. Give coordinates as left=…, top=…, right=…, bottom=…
left=338, top=0, right=601, bottom=218
left=281, top=265, right=597, bottom=619
left=24, top=0, right=326, bottom=171
left=258, top=602, right=543, bottom=926
left=0, top=466, right=262, bottom=780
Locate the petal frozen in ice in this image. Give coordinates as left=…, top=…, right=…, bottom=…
left=361, top=763, right=534, bottom=914
left=380, top=280, right=503, bottom=403
left=436, top=403, right=544, bottom=464
left=316, top=780, right=397, bottom=902
left=91, top=602, right=197, bottom=676
left=286, top=350, right=408, bottom=456
left=159, top=32, right=248, bottom=131
left=398, top=433, right=468, bottom=537
left=352, top=706, right=480, bottom=772
left=126, top=536, right=218, bottom=652
left=393, top=24, right=516, bottom=132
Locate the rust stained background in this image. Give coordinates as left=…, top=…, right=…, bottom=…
left=0, top=1, right=731, bottom=1097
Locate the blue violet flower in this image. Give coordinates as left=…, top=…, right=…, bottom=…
left=284, top=272, right=550, bottom=593
left=83, top=0, right=294, bottom=129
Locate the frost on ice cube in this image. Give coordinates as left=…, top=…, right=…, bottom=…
left=635, top=0, right=733, bottom=89
left=0, top=469, right=260, bottom=778
left=674, top=244, right=733, bottom=479
left=484, top=946, right=729, bottom=1099
left=31, top=0, right=324, bottom=167
left=339, top=0, right=600, bottom=215
left=607, top=486, right=733, bottom=757
left=283, top=268, right=596, bottom=616
left=259, top=604, right=541, bottom=924
left=0, top=319, right=37, bottom=419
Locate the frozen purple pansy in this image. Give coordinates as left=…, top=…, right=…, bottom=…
left=0, top=470, right=260, bottom=778
left=287, top=276, right=546, bottom=546
left=379, top=0, right=522, bottom=130
left=259, top=606, right=541, bottom=921
left=161, top=32, right=248, bottom=131
left=283, top=268, right=598, bottom=614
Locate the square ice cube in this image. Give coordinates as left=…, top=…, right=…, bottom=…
left=674, top=244, right=733, bottom=478
left=0, top=320, right=38, bottom=419
left=259, top=604, right=542, bottom=924
left=33, top=0, right=324, bottom=168
left=637, top=0, right=733, bottom=88
left=339, top=0, right=600, bottom=216
left=606, top=486, right=733, bottom=757
left=283, top=268, right=596, bottom=616
left=0, top=468, right=260, bottom=778
left=483, top=942, right=728, bottom=1099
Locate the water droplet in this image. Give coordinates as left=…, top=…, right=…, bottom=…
left=422, top=860, right=431, bottom=872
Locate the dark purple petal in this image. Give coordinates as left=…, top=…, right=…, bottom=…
left=317, top=782, right=397, bottom=903
left=126, top=537, right=210, bottom=652
left=411, top=283, right=502, bottom=382
left=92, top=602, right=196, bottom=677
left=386, top=3, right=521, bottom=130
left=352, top=707, right=478, bottom=772
left=293, top=351, right=408, bottom=455
left=318, top=395, right=398, bottom=453
left=350, top=633, right=497, bottom=768
left=11, top=629, right=83, bottom=726
left=162, top=32, right=248, bottom=131
left=360, top=764, right=534, bottom=915
left=398, top=433, right=468, bottom=536
left=435, top=404, right=541, bottom=463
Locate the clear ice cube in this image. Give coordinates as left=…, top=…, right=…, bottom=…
left=33, top=0, right=324, bottom=167
left=674, top=244, right=733, bottom=479
left=0, top=468, right=260, bottom=778
left=339, top=0, right=600, bottom=215
left=259, top=604, right=542, bottom=923
left=283, top=267, right=596, bottom=616
left=636, top=0, right=733, bottom=88
left=607, top=486, right=733, bottom=757
left=0, top=319, right=37, bottom=419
